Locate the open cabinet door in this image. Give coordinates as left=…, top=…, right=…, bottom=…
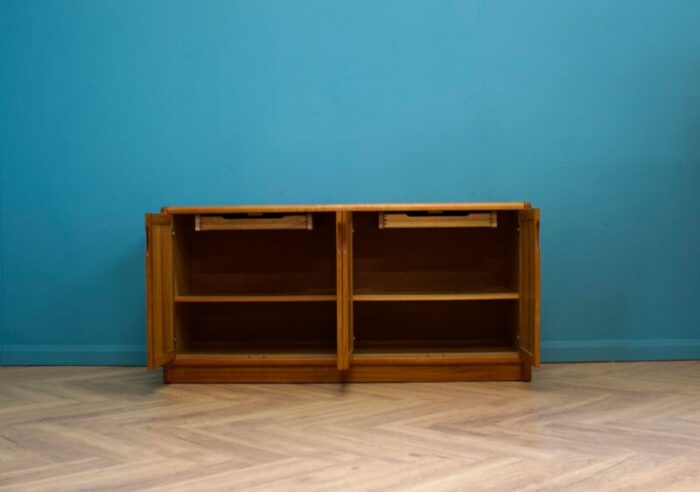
left=518, top=208, right=541, bottom=367
left=336, top=211, right=354, bottom=370
left=146, top=213, right=175, bottom=370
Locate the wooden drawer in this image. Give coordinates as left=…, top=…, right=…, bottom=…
left=378, top=211, right=497, bottom=229
left=195, top=213, right=313, bottom=231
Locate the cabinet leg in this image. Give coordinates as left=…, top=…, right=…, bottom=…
left=522, top=363, right=532, bottom=382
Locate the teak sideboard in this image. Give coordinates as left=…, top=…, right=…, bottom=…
left=146, top=203, right=540, bottom=383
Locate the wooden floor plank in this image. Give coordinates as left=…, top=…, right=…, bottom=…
left=1, top=362, right=699, bottom=491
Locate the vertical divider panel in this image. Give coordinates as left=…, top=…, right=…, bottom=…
left=345, top=212, right=354, bottom=365
left=336, top=211, right=354, bottom=370
left=146, top=213, right=176, bottom=370
left=336, top=211, right=345, bottom=369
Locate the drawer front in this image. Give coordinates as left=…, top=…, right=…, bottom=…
left=195, top=213, right=313, bottom=231
left=379, top=211, right=497, bottom=229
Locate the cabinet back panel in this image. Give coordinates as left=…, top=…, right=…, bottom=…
left=179, top=302, right=337, bottom=353
left=354, top=301, right=517, bottom=351
left=353, top=212, right=518, bottom=294
left=174, top=213, right=336, bottom=295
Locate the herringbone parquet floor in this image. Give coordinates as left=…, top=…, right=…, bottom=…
left=1, top=362, right=699, bottom=491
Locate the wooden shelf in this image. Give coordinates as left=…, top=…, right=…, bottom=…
left=176, top=294, right=336, bottom=303
left=352, top=348, right=520, bottom=366
left=176, top=350, right=337, bottom=367
left=352, top=291, right=519, bottom=302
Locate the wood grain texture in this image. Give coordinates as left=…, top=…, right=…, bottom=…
left=352, top=351, right=521, bottom=365
left=164, top=351, right=527, bottom=382
left=164, top=361, right=525, bottom=383
left=335, top=211, right=346, bottom=371
left=162, top=202, right=531, bottom=215
left=145, top=214, right=175, bottom=370
left=2, top=363, right=700, bottom=491
left=175, top=212, right=336, bottom=297
left=175, top=294, right=337, bottom=303
left=336, top=211, right=354, bottom=371
left=352, top=211, right=520, bottom=295
left=345, top=212, right=354, bottom=368
left=379, top=211, right=497, bottom=229
left=174, top=353, right=338, bottom=366
left=147, top=204, right=540, bottom=380
left=519, top=209, right=541, bottom=367
left=195, top=213, right=312, bottom=231
left=175, top=302, right=338, bottom=357
left=353, top=292, right=520, bottom=301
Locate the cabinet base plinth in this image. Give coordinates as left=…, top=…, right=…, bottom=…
left=164, top=361, right=529, bottom=383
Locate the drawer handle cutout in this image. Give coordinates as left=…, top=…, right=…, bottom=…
left=195, top=213, right=313, bottom=231
left=379, top=211, right=497, bottom=229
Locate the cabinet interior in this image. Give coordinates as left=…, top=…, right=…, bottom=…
left=170, top=210, right=521, bottom=358
left=353, top=211, right=519, bottom=296
left=353, top=300, right=518, bottom=355
left=176, top=302, right=337, bottom=356
left=173, top=212, right=337, bottom=296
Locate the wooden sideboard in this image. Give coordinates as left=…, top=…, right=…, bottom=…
left=146, top=203, right=540, bottom=383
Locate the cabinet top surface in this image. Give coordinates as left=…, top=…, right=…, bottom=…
left=161, top=202, right=532, bottom=214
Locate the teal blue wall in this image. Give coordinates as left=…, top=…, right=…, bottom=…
left=1, top=0, right=699, bottom=365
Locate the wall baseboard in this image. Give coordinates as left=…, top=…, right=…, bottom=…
left=1, top=340, right=699, bottom=365
left=0, top=345, right=145, bottom=365
left=542, top=339, right=700, bottom=362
